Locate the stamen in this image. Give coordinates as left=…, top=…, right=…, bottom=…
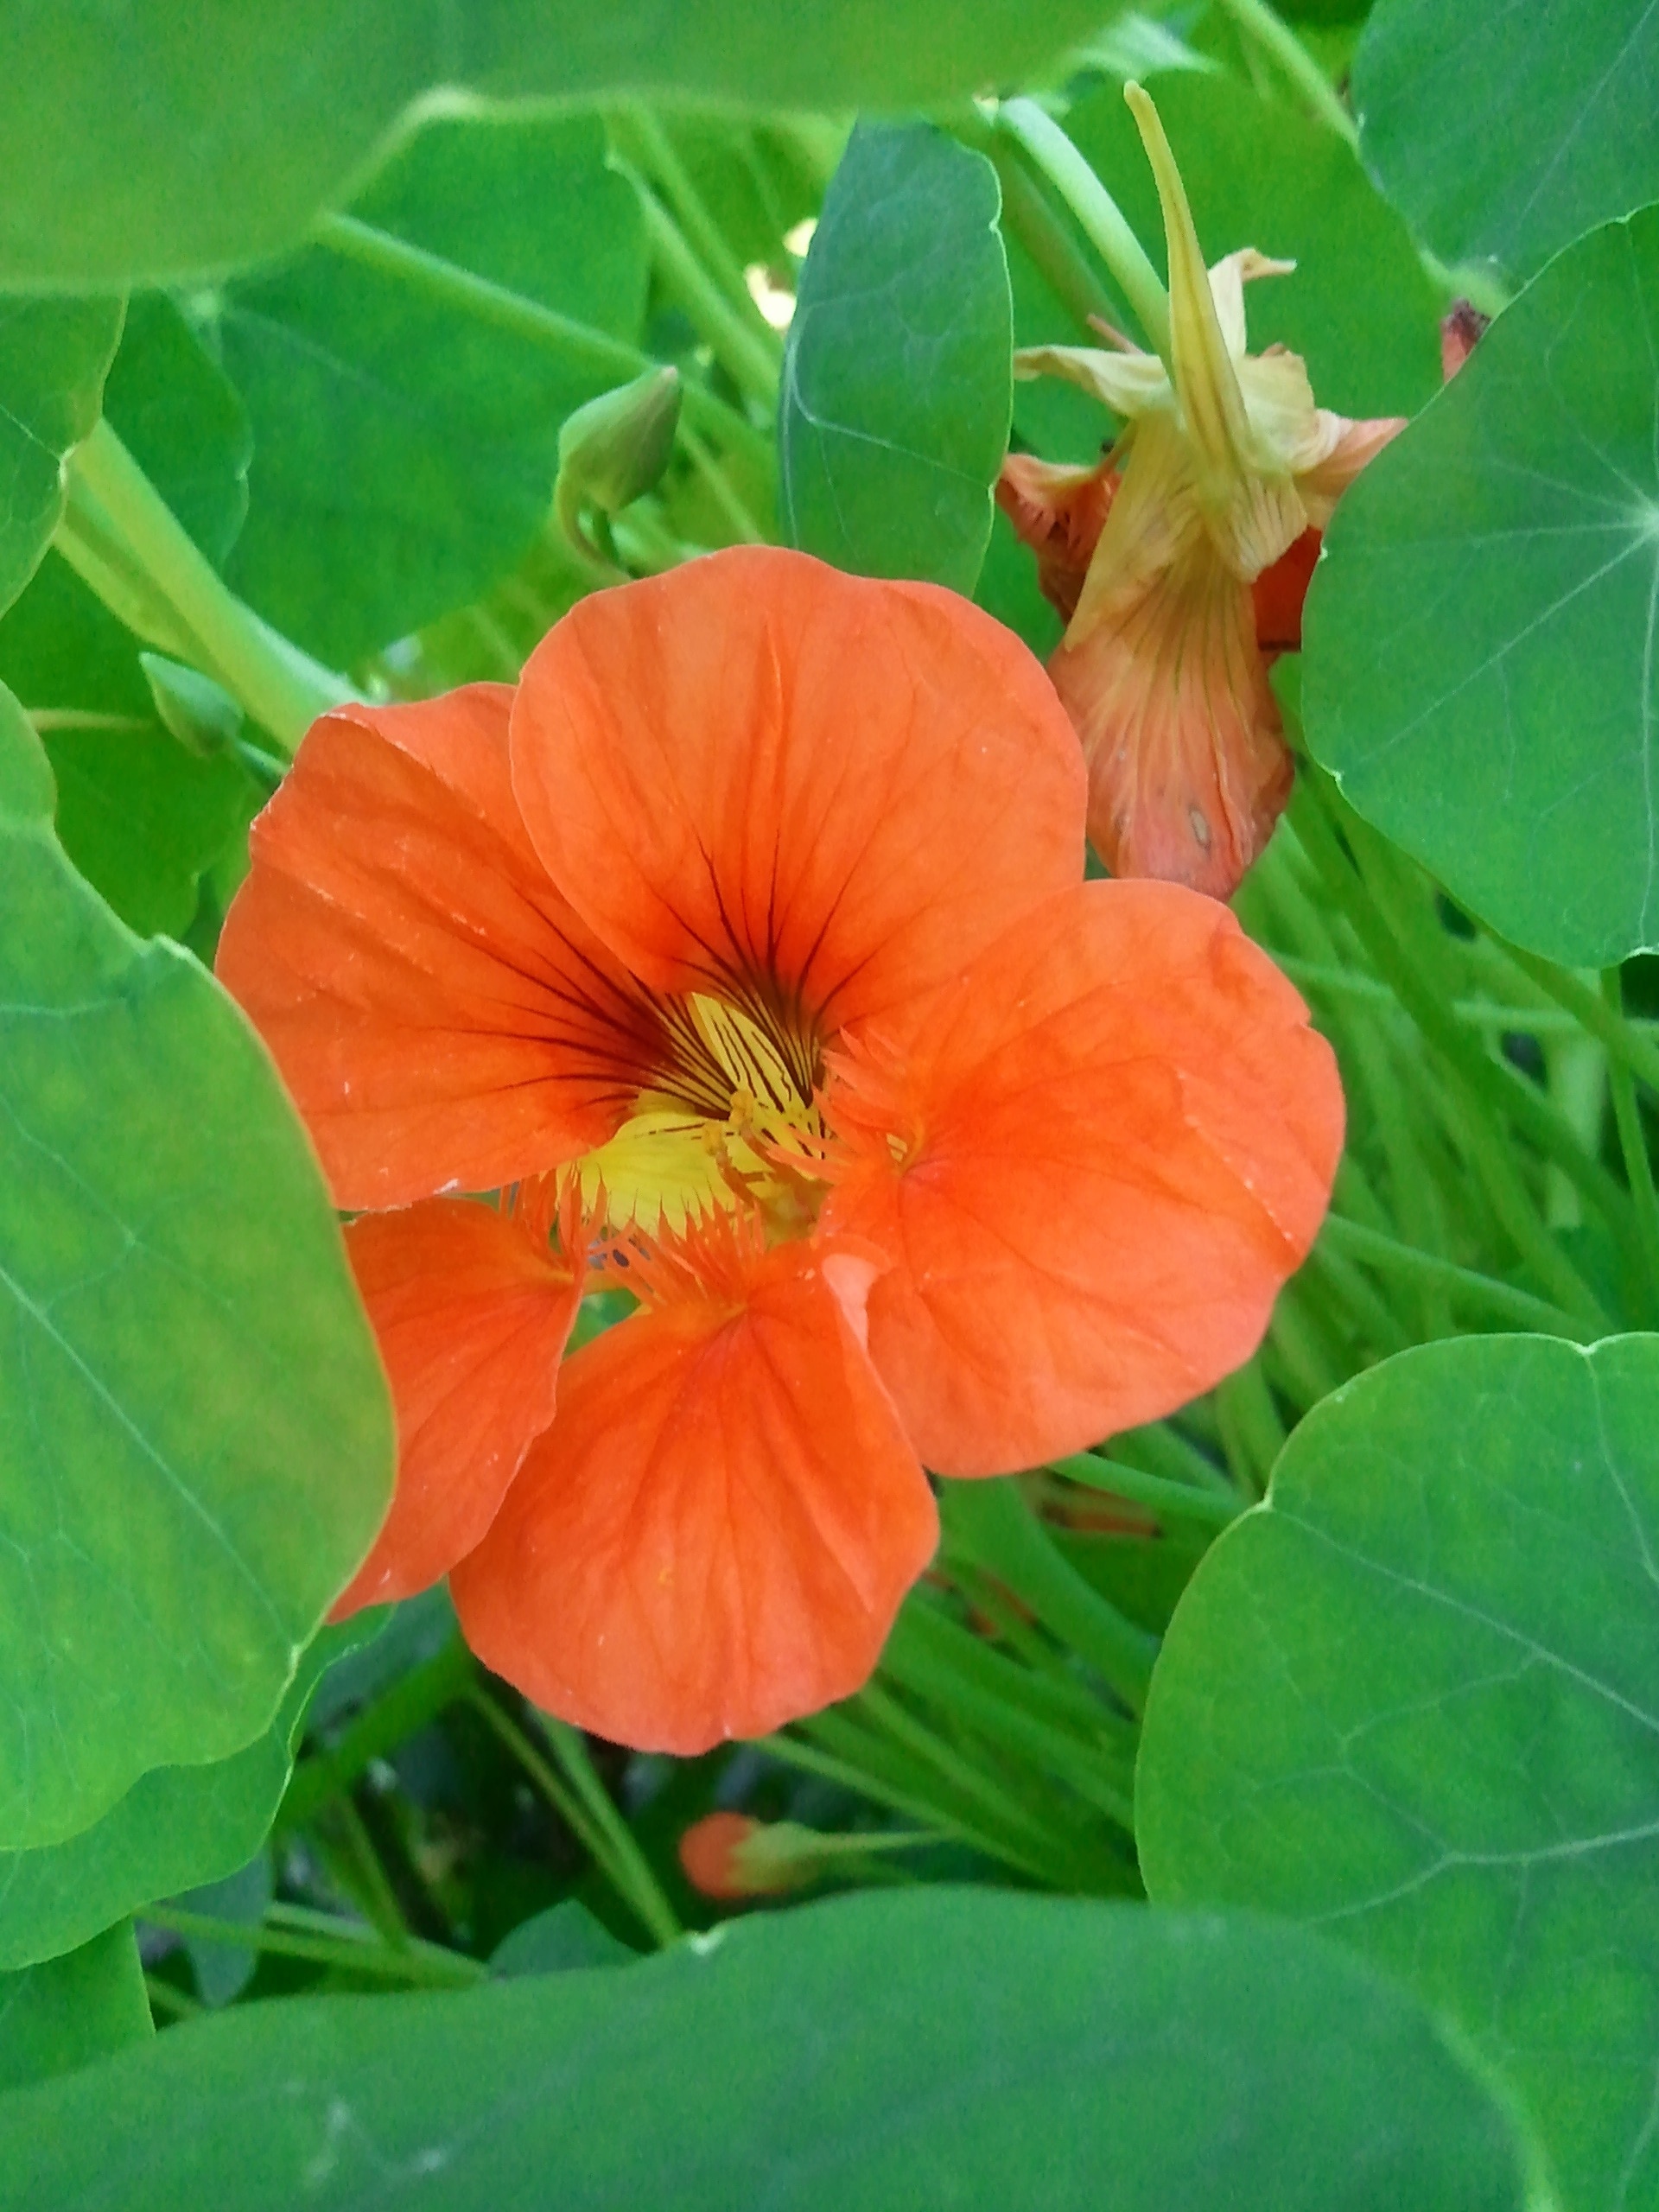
left=570, top=987, right=829, bottom=1244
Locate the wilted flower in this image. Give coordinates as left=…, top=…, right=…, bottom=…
left=1006, top=86, right=1402, bottom=899
left=219, top=547, right=1342, bottom=1753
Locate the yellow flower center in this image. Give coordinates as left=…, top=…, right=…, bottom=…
left=576, top=992, right=824, bottom=1238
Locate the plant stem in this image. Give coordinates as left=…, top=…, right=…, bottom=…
left=1322, top=1215, right=1596, bottom=1340
left=1051, top=1452, right=1244, bottom=1530
left=632, top=185, right=781, bottom=410
left=679, top=420, right=767, bottom=544
left=939, top=1479, right=1157, bottom=1713
left=1219, top=1361, right=1288, bottom=1481
left=1604, top=967, right=1659, bottom=1321
left=762, top=1721, right=1055, bottom=1886
left=315, top=213, right=773, bottom=474
left=882, top=1608, right=1135, bottom=1833
left=1290, top=779, right=1618, bottom=1324
left=1503, top=943, right=1659, bottom=1094
left=315, top=1795, right=410, bottom=1948
left=988, top=139, right=1118, bottom=341
left=1109, top=1420, right=1233, bottom=1496
left=466, top=1688, right=602, bottom=1858
left=852, top=1682, right=1110, bottom=1890
left=144, top=1974, right=201, bottom=2021
left=534, top=1713, right=683, bottom=1948
left=610, top=105, right=783, bottom=360
left=1274, top=955, right=1648, bottom=1037
left=995, top=99, right=1172, bottom=362
left=1211, top=0, right=1359, bottom=148
left=280, top=1632, right=477, bottom=1832
left=143, top=1904, right=483, bottom=1989
left=468, top=1693, right=678, bottom=1948
left=58, top=422, right=350, bottom=751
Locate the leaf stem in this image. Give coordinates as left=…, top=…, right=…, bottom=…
left=995, top=99, right=1172, bottom=363
left=609, top=105, right=784, bottom=362
left=631, top=185, right=781, bottom=411
left=280, top=1632, right=477, bottom=1832
left=144, top=1974, right=201, bottom=2021
left=1320, top=1215, right=1596, bottom=1341
left=986, top=137, right=1119, bottom=341
left=1503, top=942, right=1659, bottom=1094
left=533, top=1712, right=683, bottom=1948
left=1211, top=0, right=1359, bottom=148
left=143, top=1904, right=483, bottom=1989
left=1603, top=967, right=1659, bottom=1321
left=882, top=1628, right=1135, bottom=1836
left=938, top=1478, right=1157, bottom=1713
left=851, top=1682, right=1110, bottom=1890
left=57, top=422, right=350, bottom=751
left=1290, top=779, right=1621, bottom=1325
left=761, top=1720, right=1054, bottom=1886
left=467, top=1693, right=678, bottom=1949
left=314, top=213, right=774, bottom=474
left=679, top=420, right=767, bottom=544
left=1049, top=1452, right=1243, bottom=1529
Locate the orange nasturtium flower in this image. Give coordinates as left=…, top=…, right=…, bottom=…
left=218, top=546, right=1342, bottom=1754
left=1003, top=87, right=1403, bottom=900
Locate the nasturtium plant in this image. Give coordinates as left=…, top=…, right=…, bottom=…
left=1304, top=207, right=1659, bottom=969
left=0, top=691, right=391, bottom=1847
left=1138, top=1332, right=1659, bottom=2212
left=5, top=4, right=1659, bottom=2201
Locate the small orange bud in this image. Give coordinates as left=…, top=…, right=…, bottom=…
left=678, top=1813, right=814, bottom=1899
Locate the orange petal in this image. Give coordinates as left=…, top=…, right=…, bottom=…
left=1294, top=412, right=1406, bottom=528
left=333, top=1191, right=583, bottom=1614
left=1251, top=525, right=1321, bottom=657
left=995, top=453, right=1118, bottom=624
left=216, top=688, right=666, bottom=1208
left=509, top=547, right=1085, bottom=1041
left=1052, top=516, right=1293, bottom=899
left=821, top=880, right=1343, bottom=1477
left=450, top=1230, right=938, bottom=1754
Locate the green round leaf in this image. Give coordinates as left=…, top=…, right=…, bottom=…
left=782, top=122, right=1012, bottom=594
left=211, top=111, right=647, bottom=664
left=0, top=1923, right=150, bottom=2095
left=1138, top=1332, right=1659, bottom=2212
left=0, top=566, right=259, bottom=941
left=0, top=1619, right=369, bottom=1973
left=0, top=300, right=122, bottom=620
left=0, top=694, right=391, bottom=1849
left=0, top=2, right=1141, bottom=291
left=1303, top=208, right=1659, bottom=969
left=1352, top=0, right=1659, bottom=284
left=1, top=1891, right=1543, bottom=2209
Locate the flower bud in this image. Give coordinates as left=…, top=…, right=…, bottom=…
left=677, top=1813, right=816, bottom=1899
left=140, top=652, right=243, bottom=758
left=556, top=366, right=681, bottom=524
